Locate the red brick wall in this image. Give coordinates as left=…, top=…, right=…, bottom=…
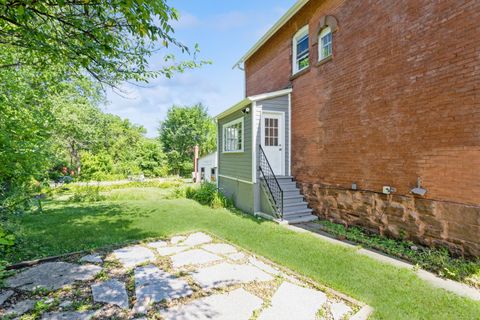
left=246, top=0, right=480, bottom=206
left=245, top=0, right=480, bottom=255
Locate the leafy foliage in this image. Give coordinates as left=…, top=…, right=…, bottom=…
left=0, top=0, right=205, bottom=85
left=185, top=182, right=233, bottom=209
left=159, top=104, right=216, bottom=176
left=69, top=186, right=106, bottom=203
left=320, top=220, right=480, bottom=284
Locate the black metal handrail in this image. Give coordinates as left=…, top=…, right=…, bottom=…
left=258, top=145, right=283, bottom=219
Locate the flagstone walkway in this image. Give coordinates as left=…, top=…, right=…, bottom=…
left=0, top=232, right=371, bottom=319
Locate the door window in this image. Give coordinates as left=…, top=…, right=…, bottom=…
left=264, top=118, right=279, bottom=146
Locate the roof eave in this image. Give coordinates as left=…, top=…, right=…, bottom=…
left=215, top=88, right=293, bottom=120
left=233, top=0, right=310, bottom=68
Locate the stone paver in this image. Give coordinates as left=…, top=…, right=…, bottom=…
left=79, top=254, right=103, bottom=264
left=156, top=245, right=189, bottom=256
left=171, top=249, right=223, bottom=268
left=162, top=288, right=263, bottom=320
left=91, top=279, right=129, bottom=309
left=202, top=243, right=238, bottom=255
left=192, top=262, right=274, bottom=290
left=135, top=265, right=192, bottom=303
left=6, top=262, right=101, bottom=291
left=41, top=311, right=95, bottom=320
left=331, top=302, right=352, bottom=320
left=59, top=300, right=73, bottom=308
left=249, top=257, right=281, bottom=275
left=258, top=282, right=327, bottom=320
left=112, top=245, right=155, bottom=268
left=227, top=252, right=246, bottom=261
left=182, top=232, right=212, bottom=246
left=147, top=240, right=168, bottom=249
left=171, top=236, right=186, bottom=244
left=0, top=289, right=14, bottom=306
left=5, top=299, right=36, bottom=316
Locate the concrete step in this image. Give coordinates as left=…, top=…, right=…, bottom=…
left=283, top=214, right=318, bottom=224
left=283, top=202, right=309, bottom=213
left=283, top=208, right=313, bottom=217
left=283, top=195, right=306, bottom=205
left=283, top=189, right=301, bottom=197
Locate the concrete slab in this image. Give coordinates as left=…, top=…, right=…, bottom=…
left=112, top=245, right=155, bottom=268
left=156, top=245, right=189, bottom=257
left=6, top=262, right=101, bottom=291
left=192, top=262, right=274, bottom=290
left=161, top=288, right=263, bottom=320
left=331, top=302, right=352, bottom=320
left=249, top=257, right=281, bottom=275
left=5, top=299, right=36, bottom=316
left=258, top=282, right=327, bottom=320
left=171, top=236, right=186, bottom=244
left=202, top=243, right=238, bottom=255
left=182, top=232, right=212, bottom=246
left=227, top=252, right=246, bottom=261
left=171, top=249, right=223, bottom=268
left=79, top=254, right=103, bottom=264
left=91, top=279, right=129, bottom=309
left=147, top=240, right=168, bottom=249
left=0, top=290, right=14, bottom=306
left=41, top=311, right=95, bottom=320
left=135, top=265, right=192, bottom=303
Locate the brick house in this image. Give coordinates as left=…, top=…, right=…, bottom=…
left=215, top=0, right=480, bottom=256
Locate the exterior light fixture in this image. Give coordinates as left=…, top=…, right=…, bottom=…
left=411, top=177, right=427, bottom=196
left=242, top=107, right=250, bottom=114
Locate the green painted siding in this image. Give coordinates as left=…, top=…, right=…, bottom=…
left=218, top=176, right=254, bottom=213
left=260, top=185, right=276, bottom=216
left=217, top=107, right=252, bottom=182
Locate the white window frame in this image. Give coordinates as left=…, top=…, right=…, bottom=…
left=318, top=26, right=333, bottom=61
left=222, top=118, right=244, bottom=153
left=292, top=25, right=310, bottom=75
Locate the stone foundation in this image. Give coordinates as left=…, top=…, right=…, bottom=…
left=299, top=183, right=480, bottom=257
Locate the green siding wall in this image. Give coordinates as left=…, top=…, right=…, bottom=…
left=217, top=107, right=252, bottom=182
left=218, top=176, right=254, bottom=213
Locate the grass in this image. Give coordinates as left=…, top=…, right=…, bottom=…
left=5, top=188, right=480, bottom=319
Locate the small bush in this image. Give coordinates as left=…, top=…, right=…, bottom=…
left=185, top=182, right=233, bottom=209
left=0, top=226, right=15, bottom=285
left=69, top=186, right=106, bottom=203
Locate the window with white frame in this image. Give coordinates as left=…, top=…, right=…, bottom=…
left=292, top=25, right=309, bottom=74
left=223, top=118, right=243, bottom=152
left=319, top=26, right=333, bottom=61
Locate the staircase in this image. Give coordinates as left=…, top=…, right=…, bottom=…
left=258, top=145, right=317, bottom=224
left=274, top=176, right=317, bottom=224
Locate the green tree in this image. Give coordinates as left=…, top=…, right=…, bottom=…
left=158, top=104, right=216, bottom=176
left=0, top=0, right=205, bottom=85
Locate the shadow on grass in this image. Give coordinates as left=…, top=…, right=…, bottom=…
left=7, top=199, right=269, bottom=264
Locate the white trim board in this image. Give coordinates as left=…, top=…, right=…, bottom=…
left=216, top=88, right=292, bottom=121
left=218, top=174, right=253, bottom=185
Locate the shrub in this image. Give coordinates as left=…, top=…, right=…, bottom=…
left=185, top=182, right=233, bottom=209
left=319, top=220, right=480, bottom=283
left=69, top=185, right=106, bottom=203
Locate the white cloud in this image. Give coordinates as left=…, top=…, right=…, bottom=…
left=172, top=12, right=200, bottom=30
left=104, top=72, right=239, bottom=138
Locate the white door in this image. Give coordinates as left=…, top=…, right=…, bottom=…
left=261, top=112, right=285, bottom=175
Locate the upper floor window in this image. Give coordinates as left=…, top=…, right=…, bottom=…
left=223, top=118, right=244, bottom=153
left=292, top=25, right=309, bottom=74
left=319, top=27, right=332, bottom=61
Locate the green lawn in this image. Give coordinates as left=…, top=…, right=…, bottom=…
left=7, top=189, right=480, bottom=319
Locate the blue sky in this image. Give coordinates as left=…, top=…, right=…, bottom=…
left=104, top=0, right=296, bottom=137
